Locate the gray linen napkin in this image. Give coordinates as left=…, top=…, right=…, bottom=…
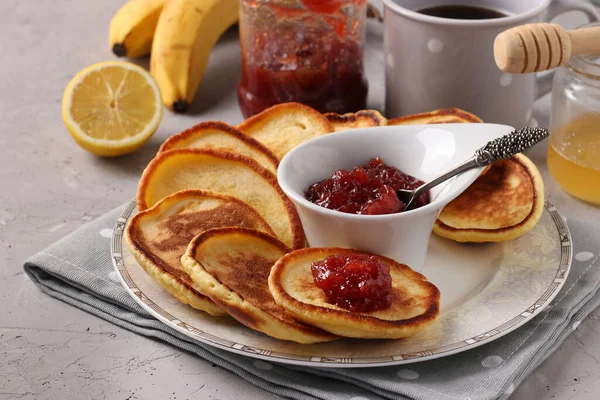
left=24, top=202, right=600, bottom=400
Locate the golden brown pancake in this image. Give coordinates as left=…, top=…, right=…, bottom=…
left=324, top=110, right=388, bottom=132
left=237, top=102, right=334, bottom=160
left=136, top=148, right=306, bottom=249
left=433, top=153, right=545, bottom=242
left=387, top=108, right=483, bottom=125
left=181, top=228, right=337, bottom=344
left=125, top=190, right=275, bottom=315
left=269, top=248, right=440, bottom=339
left=158, top=121, right=279, bottom=173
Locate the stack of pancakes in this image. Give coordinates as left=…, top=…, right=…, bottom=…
left=388, top=108, right=545, bottom=242
left=125, top=102, right=544, bottom=344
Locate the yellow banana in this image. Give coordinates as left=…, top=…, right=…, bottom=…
left=150, top=0, right=239, bottom=112
left=109, top=0, right=167, bottom=58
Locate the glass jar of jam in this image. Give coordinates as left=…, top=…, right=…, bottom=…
left=237, top=0, right=369, bottom=118
left=547, top=23, right=600, bottom=205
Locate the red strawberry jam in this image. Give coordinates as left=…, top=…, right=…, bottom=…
left=237, top=0, right=368, bottom=117
left=305, top=157, right=430, bottom=215
left=311, top=254, right=392, bottom=312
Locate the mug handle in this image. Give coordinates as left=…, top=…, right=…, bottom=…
left=545, top=0, right=600, bottom=22
left=367, top=2, right=383, bottom=22
left=536, top=0, right=600, bottom=97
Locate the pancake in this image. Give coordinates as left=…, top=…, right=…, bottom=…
left=433, top=153, right=545, bottom=242
left=387, top=108, right=483, bottom=125
left=125, top=190, right=275, bottom=316
left=158, top=121, right=279, bottom=173
left=181, top=228, right=338, bottom=344
left=237, top=102, right=334, bottom=160
left=324, top=110, right=388, bottom=132
left=269, top=248, right=440, bottom=339
left=136, top=148, right=305, bottom=249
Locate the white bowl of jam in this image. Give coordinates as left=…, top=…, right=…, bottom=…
left=277, top=123, right=514, bottom=271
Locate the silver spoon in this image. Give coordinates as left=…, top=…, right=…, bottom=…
left=397, top=127, right=549, bottom=211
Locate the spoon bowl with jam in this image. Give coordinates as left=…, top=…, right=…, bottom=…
left=277, top=123, right=514, bottom=271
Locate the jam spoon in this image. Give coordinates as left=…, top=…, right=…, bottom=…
left=397, top=127, right=549, bottom=211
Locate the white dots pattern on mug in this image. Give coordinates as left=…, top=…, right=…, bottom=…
left=481, top=355, right=503, bottom=368
left=99, top=228, right=113, bottom=238
left=499, top=73, right=513, bottom=87
left=253, top=360, right=273, bottom=370
left=387, top=53, right=395, bottom=69
left=396, top=369, right=420, bottom=379
left=575, top=252, right=594, bottom=262
left=427, top=39, right=444, bottom=53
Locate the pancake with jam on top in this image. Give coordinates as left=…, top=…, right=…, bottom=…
left=181, top=228, right=337, bottom=344
left=268, top=248, right=440, bottom=339
left=125, top=190, right=275, bottom=315
left=433, top=153, right=545, bottom=242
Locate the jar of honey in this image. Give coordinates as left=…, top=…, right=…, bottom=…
left=237, top=0, right=368, bottom=118
left=548, top=23, right=600, bottom=205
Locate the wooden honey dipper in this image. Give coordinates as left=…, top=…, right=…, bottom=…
left=494, top=22, right=600, bottom=73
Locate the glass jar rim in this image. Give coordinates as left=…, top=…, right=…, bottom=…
left=567, top=21, right=600, bottom=80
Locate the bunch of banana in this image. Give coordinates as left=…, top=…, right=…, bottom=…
left=109, top=0, right=167, bottom=58
left=109, top=0, right=239, bottom=113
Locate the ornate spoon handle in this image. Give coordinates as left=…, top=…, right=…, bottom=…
left=402, top=127, right=549, bottom=210
left=474, top=127, right=549, bottom=165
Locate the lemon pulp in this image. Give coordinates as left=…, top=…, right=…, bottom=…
left=62, top=61, right=163, bottom=157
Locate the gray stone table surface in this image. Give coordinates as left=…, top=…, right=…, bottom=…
left=1, top=0, right=599, bottom=399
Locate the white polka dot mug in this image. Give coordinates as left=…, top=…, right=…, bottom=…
left=381, top=0, right=599, bottom=128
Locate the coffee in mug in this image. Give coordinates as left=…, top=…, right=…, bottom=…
left=418, top=5, right=508, bottom=20
left=382, top=0, right=599, bottom=127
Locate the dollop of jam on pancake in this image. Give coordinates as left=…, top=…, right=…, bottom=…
left=305, top=157, right=429, bottom=215
left=311, top=254, right=392, bottom=312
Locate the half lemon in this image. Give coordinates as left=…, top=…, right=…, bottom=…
left=62, top=61, right=163, bottom=157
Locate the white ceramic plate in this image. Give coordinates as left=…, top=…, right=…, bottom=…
left=112, top=200, right=571, bottom=368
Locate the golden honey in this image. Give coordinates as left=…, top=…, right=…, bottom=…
left=547, top=113, right=600, bottom=204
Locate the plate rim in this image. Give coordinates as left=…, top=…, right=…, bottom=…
left=111, top=200, right=572, bottom=368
